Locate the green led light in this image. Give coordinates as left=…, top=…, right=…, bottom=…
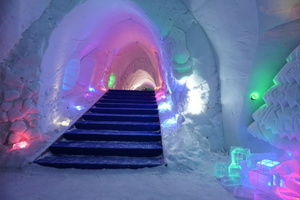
left=250, top=92, right=259, bottom=101
left=230, top=147, right=250, bottom=165
left=273, top=79, right=279, bottom=86
left=173, top=54, right=188, bottom=64
left=228, top=163, right=242, bottom=178
left=228, top=147, right=250, bottom=179
left=108, top=73, right=116, bottom=88
left=175, top=65, right=192, bottom=74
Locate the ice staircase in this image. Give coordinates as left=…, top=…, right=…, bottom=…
left=34, top=89, right=164, bottom=169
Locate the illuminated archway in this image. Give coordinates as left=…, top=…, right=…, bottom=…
left=39, top=0, right=166, bottom=141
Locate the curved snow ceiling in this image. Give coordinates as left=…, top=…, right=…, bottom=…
left=39, top=0, right=165, bottom=132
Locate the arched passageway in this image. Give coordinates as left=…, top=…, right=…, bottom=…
left=38, top=0, right=166, bottom=146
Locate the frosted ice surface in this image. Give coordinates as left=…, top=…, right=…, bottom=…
left=249, top=44, right=300, bottom=153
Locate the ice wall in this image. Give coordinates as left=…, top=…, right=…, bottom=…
left=0, top=0, right=51, bottom=62
left=0, top=0, right=85, bottom=167
left=133, top=0, right=225, bottom=160
left=185, top=0, right=259, bottom=150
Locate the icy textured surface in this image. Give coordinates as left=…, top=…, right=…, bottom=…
left=249, top=45, right=300, bottom=153
left=135, top=0, right=225, bottom=156
left=0, top=0, right=51, bottom=62
left=239, top=0, right=300, bottom=153
left=0, top=0, right=86, bottom=167
left=187, top=0, right=259, bottom=149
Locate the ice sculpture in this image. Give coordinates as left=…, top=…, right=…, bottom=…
left=246, top=44, right=300, bottom=199
left=62, top=59, right=80, bottom=90
left=214, top=147, right=251, bottom=186
left=228, top=147, right=250, bottom=178
left=248, top=45, right=300, bottom=153
left=214, top=162, right=229, bottom=178
left=272, top=159, right=300, bottom=199
left=214, top=146, right=300, bottom=199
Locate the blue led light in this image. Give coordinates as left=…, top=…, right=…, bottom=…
left=88, top=87, right=96, bottom=92
left=75, top=105, right=84, bottom=111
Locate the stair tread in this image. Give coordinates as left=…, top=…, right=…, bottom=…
left=64, top=129, right=161, bottom=142
left=66, top=129, right=161, bottom=135
left=99, top=98, right=156, bottom=101
left=84, top=113, right=158, bottom=118
left=35, top=89, right=164, bottom=169
left=91, top=107, right=158, bottom=111
left=108, top=89, right=155, bottom=94
left=76, top=121, right=160, bottom=125
left=35, top=155, right=163, bottom=166
left=94, top=102, right=157, bottom=107
left=98, top=99, right=157, bottom=104
left=102, top=96, right=156, bottom=100
left=75, top=121, right=160, bottom=131
left=90, top=107, right=158, bottom=115
left=51, top=141, right=162, bottom=149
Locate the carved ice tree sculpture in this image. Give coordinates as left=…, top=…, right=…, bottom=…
left=248, top=45, right=300, bottom=153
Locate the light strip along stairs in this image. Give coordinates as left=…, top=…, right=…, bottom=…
left=34, top=89, right=164, bottom=169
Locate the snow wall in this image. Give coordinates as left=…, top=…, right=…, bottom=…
left=0, top=0, right=300, bottom=168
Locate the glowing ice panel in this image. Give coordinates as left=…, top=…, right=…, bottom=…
left=230, top=147, right=250, bottom=165
left=62, top=59, right=80, bottom=90
left=214, top=162, right=229, bottom=178
left=108, top=73, right=116, bottom=88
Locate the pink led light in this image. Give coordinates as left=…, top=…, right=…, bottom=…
left=12, top=141, right=29, bottom=150
left=271, top=158, right=300, bottom=199
left=276, top=187, right=300, bottom=200
left=155, top=90, right=166, bottom=100
left=100, top=87, right=108, bottom=91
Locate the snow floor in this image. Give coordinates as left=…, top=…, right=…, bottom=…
left=0, top=154, right=235, bottom=200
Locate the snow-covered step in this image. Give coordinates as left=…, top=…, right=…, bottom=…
left=102, top=94, right=156, bottom=101
left=98, top=98, right=157, bottom=104
left=34, top=155, right=164, bottom=169
left=34, top=89, right=164, bottom=169
left=89, top=107, right=158, bottom=115
left=64, top=129, right=161, bottom=142
left=107, top=89, right=155, bottom=96
left=75, top=121, right=160, bottom=131
left=94, top=102, right=157, bottom=109
left=82, top=113, right=159, bottom=122
left=49, top=141, right=163, bottom=157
